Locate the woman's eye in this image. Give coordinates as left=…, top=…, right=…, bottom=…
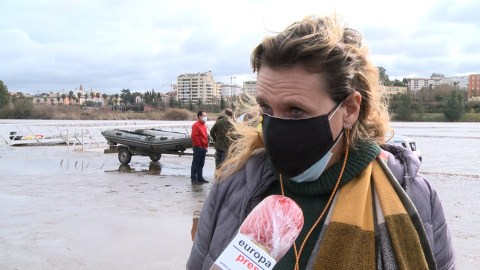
left=291, top=107, right=303, bottom=116
left=260, top=104, right=272, bottom=114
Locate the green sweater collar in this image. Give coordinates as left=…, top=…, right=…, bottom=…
left=267, top=142, right=381, bottom=196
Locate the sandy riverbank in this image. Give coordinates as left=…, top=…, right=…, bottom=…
left=0, top=144, right=478, bottom=269
left=0, top=145, right=214, bottom=269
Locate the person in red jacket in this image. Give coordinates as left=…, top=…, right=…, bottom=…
left=191, top=110, right=209, bottom=184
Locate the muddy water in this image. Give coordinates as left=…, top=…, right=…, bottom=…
left=0, top=144, right=214, bottom=269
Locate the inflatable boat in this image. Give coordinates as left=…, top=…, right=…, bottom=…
left=101, top=128, right=193, bottom=164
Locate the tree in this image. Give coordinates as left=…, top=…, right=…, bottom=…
left=50, top=98, right=55, bottom=105
left=56, top=96, right=60, bottom=104
left=69, top=91, right=74, bottom=105
left=114, top=94, right=119, bottom=105
left=0, top=80, right=10, bottom=109
left=77, top=92, right=82, bottom=101
left=61, top=94, right=67, bottom=104
left=43, top=97, right=47, bottom=104
left=220, top=95, right=226, bottom=110
left=169, top=92, right=175, bottom=107
left=121, top=89, right=132, bottom=107
left=11, top=96, right=34, bottom=118
left=434, top=95, right=444, bottom=102
left=392, top=79, right=406, bottom=87
left=444, top=89, right=464, bottom=121
left=378, top=66, right=392, bottom=85
left=395, top=94, right=413, bottom=121
left=417, top=99, right=425, bottom=120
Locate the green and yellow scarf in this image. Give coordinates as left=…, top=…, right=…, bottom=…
left=309, top=158, right=436, bottom=270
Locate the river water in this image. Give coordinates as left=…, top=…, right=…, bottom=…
left=389, top=122, right=480, bottom=177
left=0, top=120, right=479, bottom=269
left=1, top=120, right=479, bottom=176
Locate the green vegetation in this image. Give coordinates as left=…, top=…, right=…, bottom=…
left=379, top=67, right=478, bottom=122
left=443, top=89, right=464, bottom=121
left=394, top=94, right=413, bottom=121
left=388, top=85, right=477, bottom=122
left=0, top=80, right=10, bottom=110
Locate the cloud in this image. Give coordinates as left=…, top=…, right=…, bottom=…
left=1, top=0, right=480, bottom=94
left=364, top=0, right=480, bottom=78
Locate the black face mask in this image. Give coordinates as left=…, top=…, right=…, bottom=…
left=261, top=103, right=342, bottom=178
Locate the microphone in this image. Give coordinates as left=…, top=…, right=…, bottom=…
left=211, top=195, right=304, bottom=270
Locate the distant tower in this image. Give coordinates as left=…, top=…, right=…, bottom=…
left=79, top=84, right=83, bottom=91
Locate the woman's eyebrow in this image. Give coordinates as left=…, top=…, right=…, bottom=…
left=255, top=96, right=265, bottom=104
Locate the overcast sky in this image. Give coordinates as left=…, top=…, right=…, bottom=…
left=1, top=0, right=479, bottom=94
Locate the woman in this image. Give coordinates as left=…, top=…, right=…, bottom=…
left=187, top=15, right=455, bottom=269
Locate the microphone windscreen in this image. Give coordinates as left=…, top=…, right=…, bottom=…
left=239, top=195, right=304, bottom=261
left=210, top=195, right=303, bottom=270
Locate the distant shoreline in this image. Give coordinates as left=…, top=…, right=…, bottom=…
left=1, top=105, right=479, bottom=122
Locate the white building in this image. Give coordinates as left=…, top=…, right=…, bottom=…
left=439, top=76, right=469, bottom=90
left=406, top=78, right=437, bottom=91
left=407, top=74, right=469, bottom=92
left=221, top=85, right=242, bottom=98
left=176, top=71, right=221, bottom=104
left=243, top=81, right=257, bottom=96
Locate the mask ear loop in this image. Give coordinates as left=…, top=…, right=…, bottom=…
left=328, top=101, right=344, bottom=121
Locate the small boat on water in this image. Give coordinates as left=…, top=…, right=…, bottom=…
left=7, top=131, right=73, bottom=146
left=101, top=128, right=193, bottom=164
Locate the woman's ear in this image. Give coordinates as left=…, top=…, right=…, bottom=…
left=343, top=91, right=361, bottom=128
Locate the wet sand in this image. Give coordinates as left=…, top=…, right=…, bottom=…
left=1, top=144, right=479, bottom=269
left=0, top=145, right=213, bottom=269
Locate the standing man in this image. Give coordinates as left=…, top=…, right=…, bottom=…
left=190, top=110, right=209, bottom=184
left=210, top=108, right=234, bottom=169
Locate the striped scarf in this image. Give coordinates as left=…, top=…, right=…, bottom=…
left=308, top=157, right=437, bottom=270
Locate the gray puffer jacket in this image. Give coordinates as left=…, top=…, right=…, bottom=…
left=381, top=144, right=455, bottom=269
left=187, top=145, right=455, bottom=270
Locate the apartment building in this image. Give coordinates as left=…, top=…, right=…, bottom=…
left=406, top=78, right=434, bottom=91
left=406, top=74, right=469, bottom=92
left=441, top=76, right=469, bottom=89
left=176, top=71, right=221, bottom=104
left=221, top=85, right=241, bottom=98
left=243, top=81, right=257, bottom=96
left=469, top=74, right=480, bottom=99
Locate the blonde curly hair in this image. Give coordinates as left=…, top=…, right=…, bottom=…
left=215, top=15, right=390, bottom=181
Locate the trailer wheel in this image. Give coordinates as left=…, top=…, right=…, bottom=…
left=118, top=148, right=132, bottom=164
left=149, top=153, right=161, bottom=162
